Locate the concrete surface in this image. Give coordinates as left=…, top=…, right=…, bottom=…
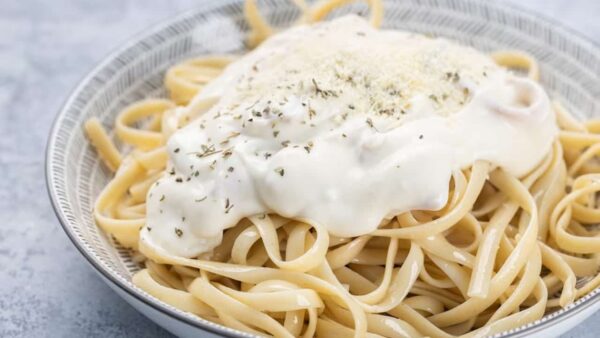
left=0, top=0, right=598, bottom=337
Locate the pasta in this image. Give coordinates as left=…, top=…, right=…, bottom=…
left=85, top=1, right=600, bottom=337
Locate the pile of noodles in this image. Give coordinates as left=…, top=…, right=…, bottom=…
left=84, top=1, right=600, bottom=337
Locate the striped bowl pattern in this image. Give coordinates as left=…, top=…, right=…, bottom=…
left=46, top=0, right=600, bottom=337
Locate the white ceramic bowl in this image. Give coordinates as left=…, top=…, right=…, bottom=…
left=46, top=0, right=600, bottom=337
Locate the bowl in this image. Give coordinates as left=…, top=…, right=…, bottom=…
left=46, top=0, right=600, bottom=337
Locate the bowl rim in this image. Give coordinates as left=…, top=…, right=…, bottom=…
left=45, top=0, right=600, bottom=337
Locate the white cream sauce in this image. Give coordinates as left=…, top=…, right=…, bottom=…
left=141, top=16, right=557, bottom=257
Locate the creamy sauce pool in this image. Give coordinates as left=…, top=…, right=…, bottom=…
left=141, top=16, right=557, bottom=257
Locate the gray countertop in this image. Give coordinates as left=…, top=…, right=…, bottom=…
left=0, top=0, right=598, bottom=337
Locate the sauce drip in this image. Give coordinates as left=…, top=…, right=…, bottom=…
left=142, top=16, right=556, bottom=257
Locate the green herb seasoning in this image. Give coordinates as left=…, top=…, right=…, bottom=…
left=224, top=198, right=234, bottom=214
left=174, top=228, right=183, bottom=237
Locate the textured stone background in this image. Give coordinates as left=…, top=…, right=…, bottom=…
left=0, top=0, right=598, bottom=337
